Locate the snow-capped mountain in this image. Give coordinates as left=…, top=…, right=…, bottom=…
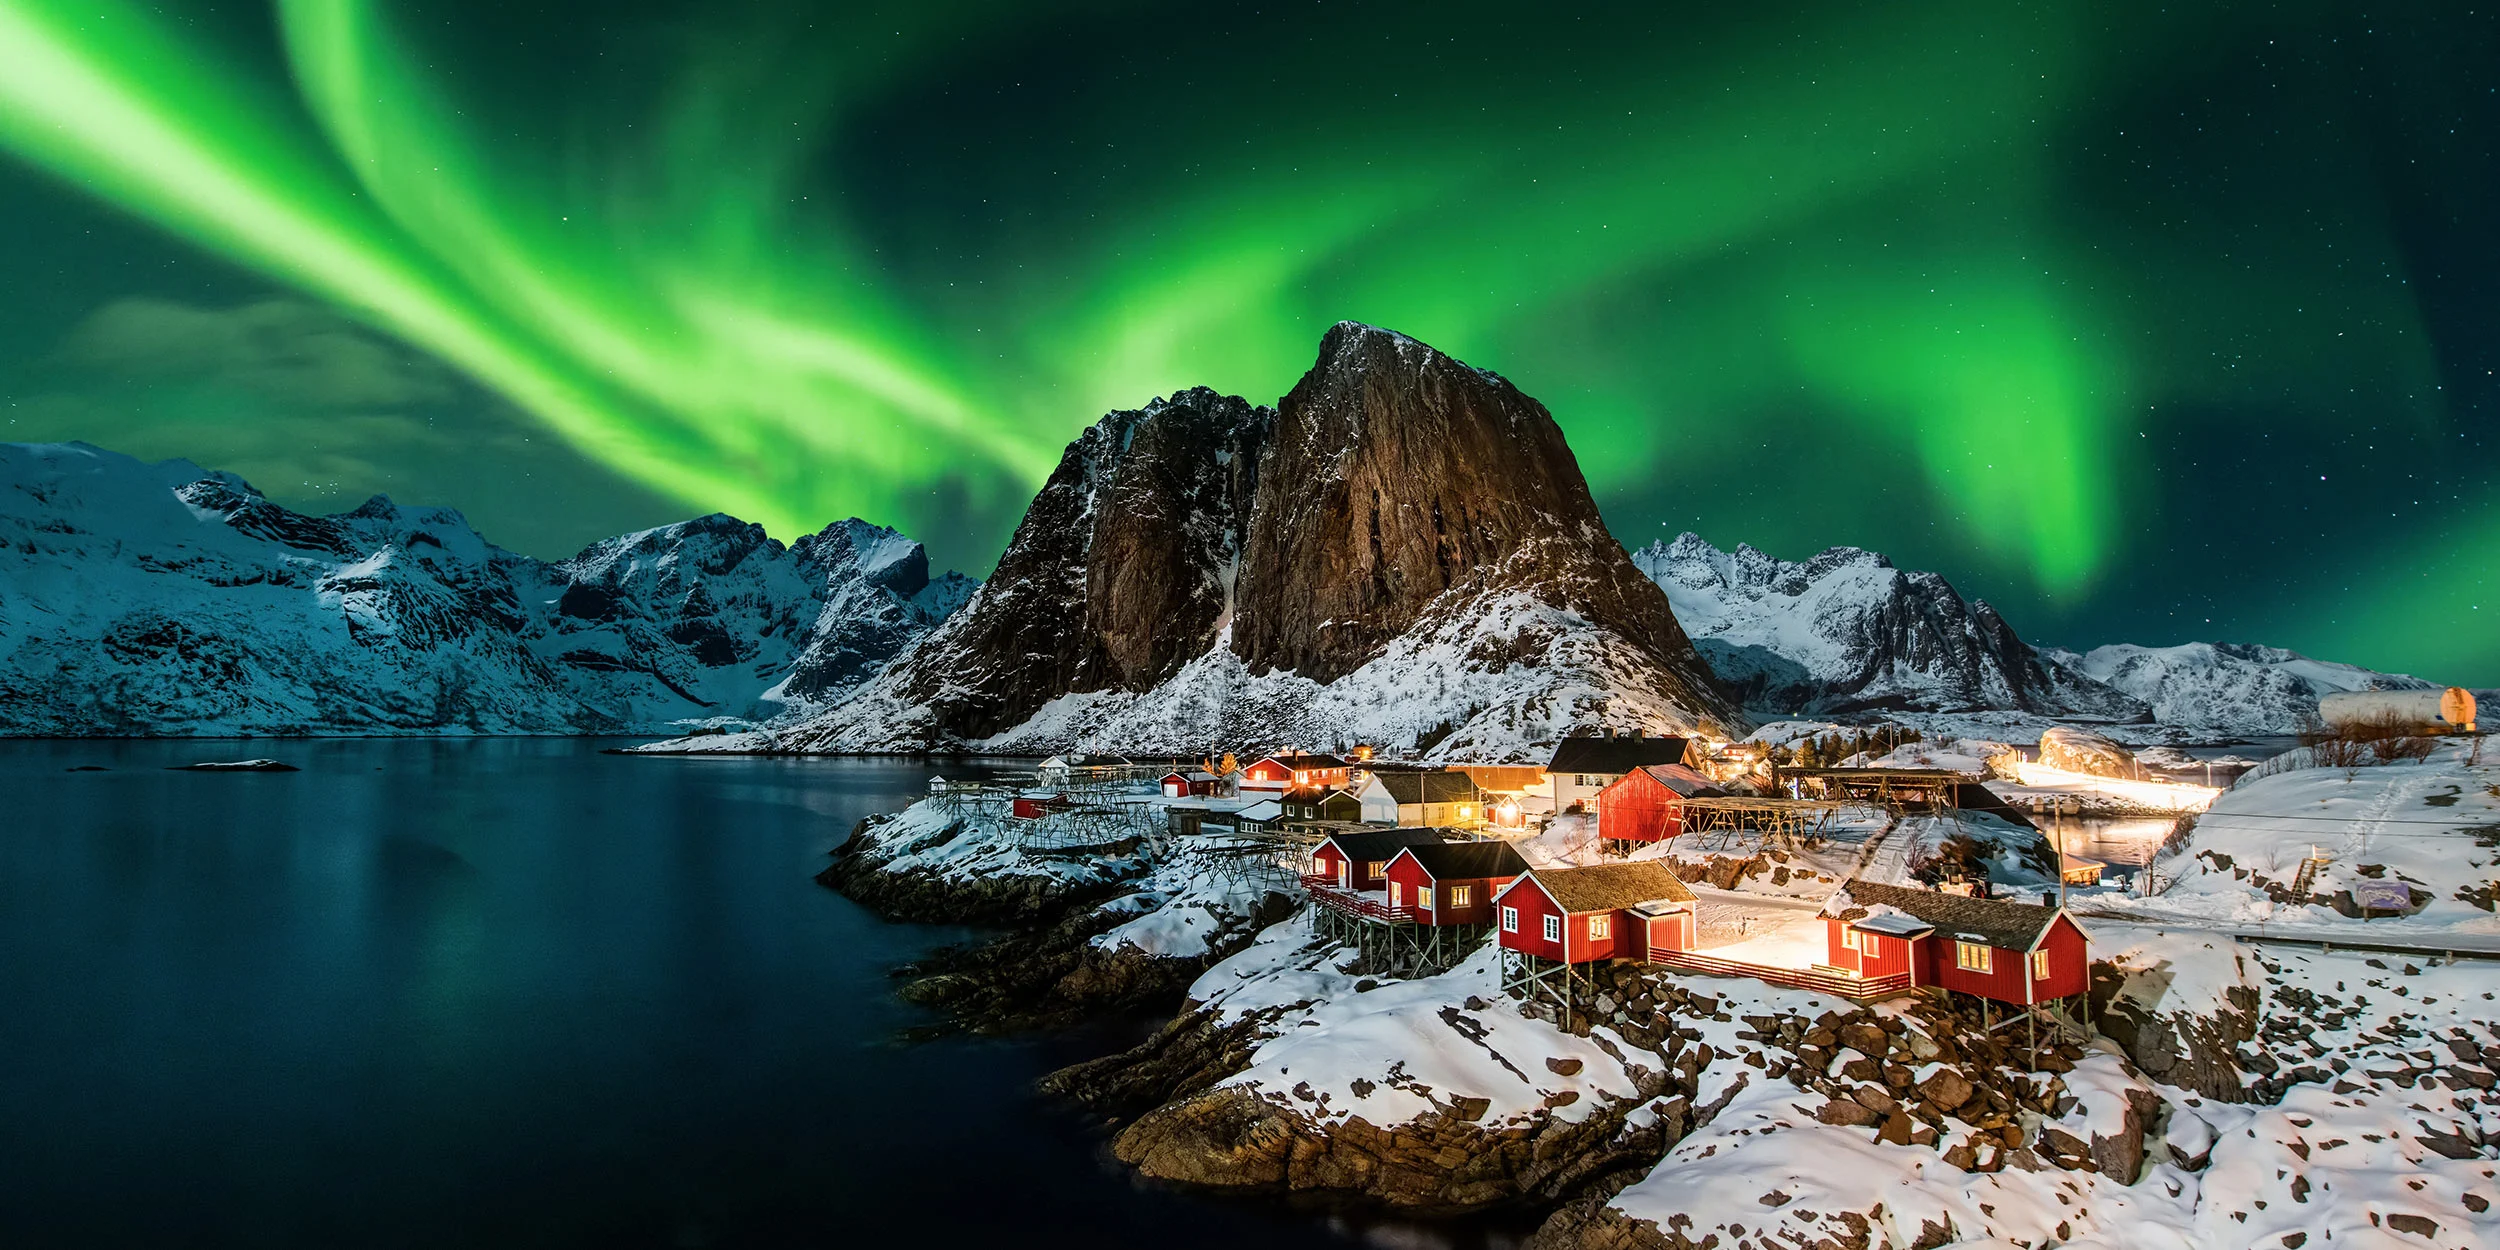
left=1635, top=532, right=2142, bottom=719
left=754, top=322, right=1741, bottom=761
left=0, top=441, right=970, bottom=735
left=2050, top=641, right=2431, bottom=737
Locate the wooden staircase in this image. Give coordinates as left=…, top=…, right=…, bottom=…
left=2290, top=855, right=2323, bottom=904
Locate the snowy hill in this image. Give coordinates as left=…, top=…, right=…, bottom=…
left=0, top=442, right=969, bottom=735
left=699, top=323, right=1741, bottom=761
left=1635, top=532, right=2142, bottom=719
left=2053, top=641, right=2432, bottom=737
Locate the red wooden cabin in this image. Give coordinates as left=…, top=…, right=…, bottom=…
left=1309, top=828, right=1447, bottom=891
left=1241, top=753, right=1353, bottom=793
left=1820, top=879, right=2088, bottom=1007
left=1159, top=771, right=1220, bottom=798
left=1011, top=794, right=1071, bottom=820
left=1594, top=764, right=1723, bottom=843
left=1494, top=861, right=1698, bottom=964
left=1383, top=842, right=1530, bottom=926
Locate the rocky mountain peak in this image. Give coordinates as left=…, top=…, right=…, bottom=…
left=775, top=326, right=1738, bottom=757
left=843, top=386, right=1272, bottom=740
left=1234, top=326, right=1713, bottom=700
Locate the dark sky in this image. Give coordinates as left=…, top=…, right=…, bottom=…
left=0, top=0, right=2493, bottom=681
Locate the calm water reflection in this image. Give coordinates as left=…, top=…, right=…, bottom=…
left=0, top=739, right=1389, bottom=1249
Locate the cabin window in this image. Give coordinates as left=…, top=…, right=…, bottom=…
left=1840, top=927, right=1862, bottom=954
left=1449, top=885, right=1472, bottom=907
left=1365, top=861, right=1384, bottom=881
left=1417, top=887, right=1434, bottom=911
left=1501, top=907, right=1519, bottom=933
left=1389, top=883, right=1403, bottom=907
left=1543, top=914, right=1562, bottom=942
left=2031, top=949, right=2051, bottom=980
left=1955, top=941, right=1992, bottom=973
left=1588, top=914, right=1611, bottom=940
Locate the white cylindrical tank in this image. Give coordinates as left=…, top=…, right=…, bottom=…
left=2318, top=688, right=2477, bottom=733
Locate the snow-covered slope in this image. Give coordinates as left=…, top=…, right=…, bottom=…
left=1636, top=532, right=2141, bottom=719
left=2054, top=641, right=2432, bottom=737
left=0, top=442, right=969, bottom=735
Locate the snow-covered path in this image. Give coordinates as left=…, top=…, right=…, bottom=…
left=1852, top=816, right=1913, bottom=885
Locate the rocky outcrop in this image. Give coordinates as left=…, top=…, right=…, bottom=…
left=2038, top=725, right=2139, bottom=778
left=2091, top=962, right=2261, bottom=1102
left=1637, top=532, right=2144, bottom=719
left=791, top=389, right=1267, bottom=744
left=821, top=812, right=1292, bottom=1034
left=782, top=325, right=1738, bottom=757
left=1110, top=1081, right=1681, bottom=1215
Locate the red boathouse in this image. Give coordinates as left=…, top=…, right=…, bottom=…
left=1820, top=879, right=2089, bottom=1009
left=1594, top=764, right=1723, bottom=846
left=1382, top=841, right=1530, bottom=927
left=1494, top=860, right=1697, bottom=1028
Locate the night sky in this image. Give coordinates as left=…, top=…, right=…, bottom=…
left=0, top=1, right=2493, bottom=682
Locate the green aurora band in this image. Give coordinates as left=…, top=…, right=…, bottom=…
left=0, top=0, right=2485, bottom=676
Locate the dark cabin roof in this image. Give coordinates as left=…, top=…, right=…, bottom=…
left=1320, top=828, right=1450, bottom=863
left=1826, top=879, right=2067, bottom=950
left=1258, top=752, right=1351, bottom=771
left=1371, top=770, right=1480, bottom=804
left=1949, top=782, right=2040, bottom=831
left=1394, top=841, right=1530, bottom=881
left=1279, top=785, right=1357, bottom=804
left=1524, top=861, right=1697, bottom=913
left=1546, top=735, right=1690, bottom=775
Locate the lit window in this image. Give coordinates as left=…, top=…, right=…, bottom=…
left=1955, top=941, right=1992, bottom=973
left=1389, top=883, right=1403, bottom=907
left=1502, top=907, right=1519, bottom=933
left=1449, top=885, right=1472, bottom=907
left=1366, top=861, right=1383, bottom=880
left=1543, top=914, right=1562, bottom=942
left=1841, top=927, right=1862, bottom=953
left=1588, top=914, right=1611, bottom=940
left=1417, top=887, right=1434, bottom=910
left=2031, top=949, right=2051, bottom=980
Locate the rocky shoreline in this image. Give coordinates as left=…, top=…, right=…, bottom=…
left=818, top=790, right=2497, bottom=1247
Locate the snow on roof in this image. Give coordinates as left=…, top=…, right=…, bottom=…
left=1521, top=861, right=1697, bottom=913
left=1232, top=799, right=1284, bottom=822
left=1825, top=879, right=2063, bottom=949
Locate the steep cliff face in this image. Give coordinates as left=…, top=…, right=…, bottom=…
left=1234, top=323, right=1710, bottom=696
left=1636, top=532, right=2142, bottom=719
left=800, top=388, right=1269, bottom=743
left=0, top=441, right=967, bottom=735
left=775, top=325, right=1737, bottom=758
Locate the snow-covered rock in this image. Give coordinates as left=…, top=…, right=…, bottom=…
left=2057, top=640, right=2436, bottom=737
left=740, top=324, right=1739, bottom=761
left=0, top=441, right=969, bottom=735
left=1637, top=532, right=2143, bottom=719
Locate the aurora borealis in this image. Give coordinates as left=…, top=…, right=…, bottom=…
left=0, top=1, right=2493, bottom=680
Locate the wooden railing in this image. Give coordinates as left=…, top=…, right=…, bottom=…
left=1301, top=877, right=1420, bottom=925
left=1647, top=948, right=1914, bottom=1001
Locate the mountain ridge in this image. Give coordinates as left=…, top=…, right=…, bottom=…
left=0, top=440, right=969, bottom=735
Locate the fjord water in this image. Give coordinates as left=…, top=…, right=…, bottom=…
left=0, top=739, right=1345, bottom=1249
